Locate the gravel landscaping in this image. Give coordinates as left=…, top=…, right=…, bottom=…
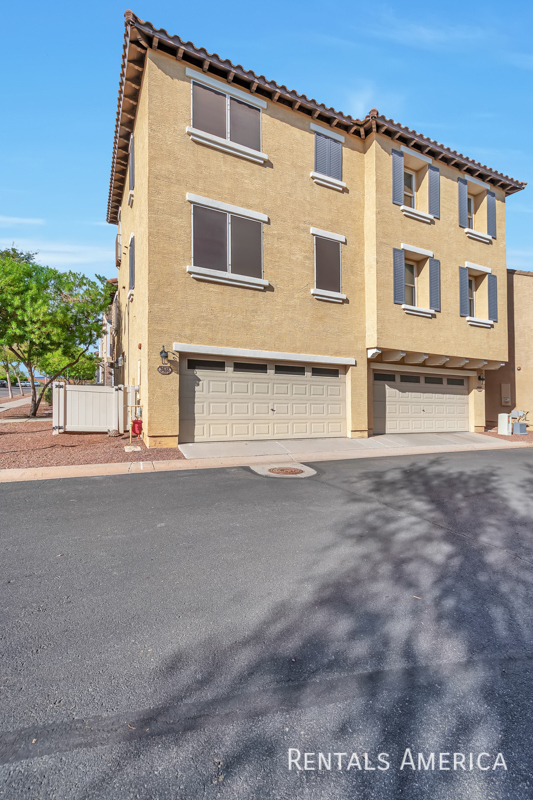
left=482, top=427, right=533, bottom=444
left=0, top=408, right=184, bottom=469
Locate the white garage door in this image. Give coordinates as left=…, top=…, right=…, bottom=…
left=179, top=356, right=346, bottom=442
left=373, top=371, right=469, bottom=434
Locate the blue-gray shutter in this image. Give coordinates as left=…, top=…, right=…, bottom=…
left=458, top=178, right=468, bottom=227
left=329, top=138, right=342, bottom=181
left=393, top=248, right=405, bottom=304
left=487, top=191, right=497, bottom=238
left=129, top=236, right=135, bottom=290
left=392, top=149, right=404, bottom=205
left=488, top=273, right=498, bottom=321
left=428, top=166, right=440, bottom=218
left=129, top=135, right=135, bottom=192
left=459, top=266, right=469, bottom=316
left=429, top=258, right=441, bottom=312
left=315, top=134, right=328, bottom=175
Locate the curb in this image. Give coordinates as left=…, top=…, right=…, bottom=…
left=0, top=440, right=530, bottom=484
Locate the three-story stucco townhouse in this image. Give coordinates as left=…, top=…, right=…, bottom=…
left=107, top=11, right=526, bottom=448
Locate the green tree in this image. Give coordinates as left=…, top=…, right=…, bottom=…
left=38, top=348, right=99, bottom=385
left=0, top=248, right=111, bottom=416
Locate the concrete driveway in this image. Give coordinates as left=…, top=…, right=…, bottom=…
left=2, top=448, right=533, bottom=798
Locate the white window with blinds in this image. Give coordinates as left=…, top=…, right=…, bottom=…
left=185, top=69, right=268, bottom=164
left=310, top=227, right=346, bottom=303
left=186, top=193, right=269, bottom=290
left=309, top=124, right=346, bottom=191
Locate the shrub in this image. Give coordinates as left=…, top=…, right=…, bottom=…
left=43, top=386, right=53, bottom=407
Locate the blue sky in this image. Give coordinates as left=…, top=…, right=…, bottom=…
left=2, top=0, right=532, bottom=278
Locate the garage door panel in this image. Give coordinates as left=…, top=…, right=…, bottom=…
left=373, top=372, right=469, bottom=434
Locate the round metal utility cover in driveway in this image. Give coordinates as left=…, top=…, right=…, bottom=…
left=373, top=371, right=469, bottom=434
left=179, top=356, right=346, bottom=443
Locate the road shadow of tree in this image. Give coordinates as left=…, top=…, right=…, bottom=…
left=74, top=456, right=533, bottom=798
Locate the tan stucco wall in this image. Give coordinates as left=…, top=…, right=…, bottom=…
left=486, top=271, right=533, bottom=427
left=112, top=49, right=515, bottom=446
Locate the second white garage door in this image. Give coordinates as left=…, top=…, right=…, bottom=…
left=373, top=371, right=469, bottom=434
left=179, top=356, right=346, bottom=442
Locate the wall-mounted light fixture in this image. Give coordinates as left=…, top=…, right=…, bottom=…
left=160, top=345, right=169, bottom=366
left=478, top=375, right=486, bottom=384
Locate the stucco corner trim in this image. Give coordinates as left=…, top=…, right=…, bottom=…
left=186, top=194, right=269, bottom=223
left=310, top=172, right=347, bottom=191
left=400, top=206, right=434, bottom=224
left=466, top=316, right=494, bottom=328
left=186, top=127, right=269, bottom=165
left=401, top=304, right=436, bottom=318
left=465, top=229, right=493, bottom=244
left=186, top=265, right=269, bottom=290
left=310, top=227, right=346, bottom=243
left=311, top=288, right=346, bottom=303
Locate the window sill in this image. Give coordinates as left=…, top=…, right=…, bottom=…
left=310, top=172, right=346, bottom=192
left=187, top=265, right=269, bottom=290
left=465, top=228, right=492, bottom=244
left=400, top=205, right=434, bottom=224
left=401, top=304, right=436, bottom=318
left=186, top=127, right=268, bottom=165
left=466, top=316, right=494, bottom=328
left=311, top=288, right=346, bottom=303
left=128, top=191, right=134, bottom=207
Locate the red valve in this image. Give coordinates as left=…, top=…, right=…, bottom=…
left=131, top=419, right=143, bottom=436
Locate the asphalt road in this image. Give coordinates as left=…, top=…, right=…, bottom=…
left=0, top=388, right=29, bottom=399
left=2, top=449, right=533, bottom=799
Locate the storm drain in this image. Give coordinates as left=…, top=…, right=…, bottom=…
left=268, top=467, right=304, bottom=475
left=249, top=463, right=317, bottom=478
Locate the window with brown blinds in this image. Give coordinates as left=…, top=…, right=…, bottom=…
left=192, top=82, right=261, bottom=151
left=315, top=237, right=341, bottom=293
left=192, top=205, right=262, bottom=278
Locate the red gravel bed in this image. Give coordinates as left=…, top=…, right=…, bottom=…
left=0, top=417, right=184, bottom=469
left=482, top=428, right=533, bottom=444
left=0, top=403, right=51, bottom=419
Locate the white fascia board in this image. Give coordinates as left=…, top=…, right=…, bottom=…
left=310, top=123, right=345, bottom=143
left=186, top=194, right=269, bottom=223
left=465, top=261, right=492, bottom=275
left=186, top=265, right=269, bottom=289
left=186, top=127, right=268, bottom=164
left=310, top=172, right=347, bottom=191
left=400, top=145, right=432, bottom=164
left=172, top=342, right=357, bottom=366
left=401, top=243, right=434, bottom=258
left=370, top=362, right=476, bottom=377
left=310, top=227, right=346, bottom=243
left=185, top=67, right=267, bottom=108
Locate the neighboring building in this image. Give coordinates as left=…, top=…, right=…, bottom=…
left=107, top=11, right=526, bottom=448
left=97, top=278, right=119, bottom=386
left=486, top=270, right=533, bottom=429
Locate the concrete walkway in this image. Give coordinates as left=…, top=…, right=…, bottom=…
left=0, top=432, right=529, bottom=484
left=0, top=396, right=31, bottom=414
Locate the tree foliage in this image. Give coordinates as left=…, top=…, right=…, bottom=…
left=0, top=248, right=111, bottom=415
left=38, top=348, right=99, bottom=384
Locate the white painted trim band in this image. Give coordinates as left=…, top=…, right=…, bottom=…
left=401, top=242, right=434, bottom=258
left=401, top=304, right=436, bottom=318
left=310, top=122, right=345, bottom=142
left=400, top=144, right=432, bottom=164
left=370, top=363, right=476, bottom=377
left=172, top=342, right=357, bottom=366
left=310, top=227, right=346, bottom=243
left=186, top=68, right=268, bottom=108
left=465, top=229, right=493, bottom=244
left=465, top=261, right=492, bottom=275
left=186, top=193, right=269, bottom=222
left=186, top=127, right=268, bottom=164
left=186, top=266, right=268, bottom=289
left=310, top=172, right=346, bottom=191
left=400, top=205, right=434, bottom=224
left=466, top=316, right=494, bottom=328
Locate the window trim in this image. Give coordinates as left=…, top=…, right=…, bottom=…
left=186, top=126, right=268, bottom=164
left=309, top=171, right=347, bottom=192
left=468, top=277, right=475, bottom=317
left=186, top=68, right=267, bottom=108
left=404, top=261, right=417, bottom=307
left=467, top=194, right=475, bottom=229
left=311, top=229, right=345, bottom=301
left=309, top=122, right=345, bottom=142
left=186, top=193, right=268, bottom=222
left=404, top=169, right=416, bottom=208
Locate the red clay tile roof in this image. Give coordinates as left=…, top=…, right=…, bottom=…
left=107, top=11, right=526, bottom=223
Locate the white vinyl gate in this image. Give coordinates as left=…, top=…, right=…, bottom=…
left=52, top=384, right=137, bottom=434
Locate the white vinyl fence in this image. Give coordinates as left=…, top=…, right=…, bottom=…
left=52, top=383, right=138, bottom=435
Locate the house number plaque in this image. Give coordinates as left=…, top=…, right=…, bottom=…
left=157, top=365, right=172, bottom=375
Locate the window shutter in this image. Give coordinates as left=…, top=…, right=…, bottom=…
left=129, top=135, right=135, bottom=192
left=392, top=149, right=404, bottom=205
left=487, top=191, right=497, bottom=238
left=230, top=216, right=262, bottom=278
left=428, top=165, right=440, bottom=218
left=459, top=266, right=469, bottom=316
left=192, top=82, right=227, bottom=139
left=329, top=139, right=342, bottom=181
left=458, top=178, right=468, bottom=227
left=314, top=133, right=328, bottom=176
left=429, top=258, right=441, bottom=312
left=129, top=236, right=135, bottom=291
left=488, top=273, right=498, bottom=321
left=229, top=98, right=261, bottom=152
left=315, top=237, right=341, bottom=293
left=393, top=248, right=405, bottom=304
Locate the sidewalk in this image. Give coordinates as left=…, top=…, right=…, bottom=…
left=0, top=395, right=31, bottom=415
left=0, top=432, right=529, bottom=484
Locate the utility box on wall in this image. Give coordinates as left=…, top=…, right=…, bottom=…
left=501, top=383, right=511, bottom=406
